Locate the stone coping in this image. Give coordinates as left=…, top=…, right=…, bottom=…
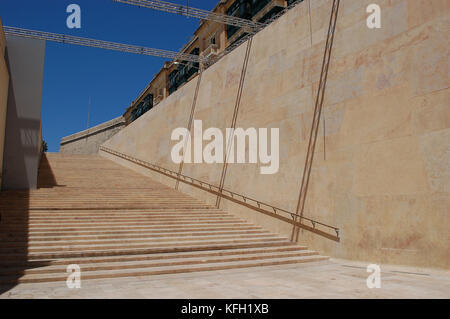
left=61, top=116, right=125, bottom=145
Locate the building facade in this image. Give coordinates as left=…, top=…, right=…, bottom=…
left=123, top=0, right=298, bottom=124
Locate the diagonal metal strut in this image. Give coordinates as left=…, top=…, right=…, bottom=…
left=3, top=26, right=207, bottom=63
left=291, top=0, right=341, bottom=242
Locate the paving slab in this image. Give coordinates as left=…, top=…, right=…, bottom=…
left=1, top=259, right=448, bottom=299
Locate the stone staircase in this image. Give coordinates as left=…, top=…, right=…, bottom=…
left=0, top=153, right=327, bottom=284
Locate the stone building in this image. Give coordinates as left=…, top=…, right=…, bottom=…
left=123, top=0, right=297, bottom=124
left=0, top=0, right=449, bottom=295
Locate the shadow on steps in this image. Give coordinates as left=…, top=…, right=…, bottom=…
left=0, top=153, right=55, bottom=294
left=37, top=153, right=63, bottom=188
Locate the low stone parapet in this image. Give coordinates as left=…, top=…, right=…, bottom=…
left=60, top=116, right=126, bottom=154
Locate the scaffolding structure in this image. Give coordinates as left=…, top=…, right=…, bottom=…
left=112, top=0, right=306, bottom=67
left=112, top=0, right=267, bottom=32
left=2, top=26, right=206, bottom=63
left=3, top=1, right=305, bottom=66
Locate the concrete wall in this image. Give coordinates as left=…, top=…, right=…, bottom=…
left=101, top=0, right=450, bottom=269
left=0, top=19, right=9, bottom=188
left=60, top=116, right=126, bottom=155
left=2, top=36, right=45, bottom=190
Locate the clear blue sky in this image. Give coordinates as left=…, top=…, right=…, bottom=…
left=0, top=0, right=216, bottom=152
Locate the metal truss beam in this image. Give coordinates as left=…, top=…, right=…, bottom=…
left=112, top=0, right=267, bottom=32
left=3, top=26, right=206, bottom=63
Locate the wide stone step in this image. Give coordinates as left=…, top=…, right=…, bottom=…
left=0, top=254, right=329, bottom=284
left=0, top=240, right=295, bottom=260
left=0, top=232, right=279, bottom=247
left=0, top=248, right=319, bottom=276
left=0, top=236, right=289, bottom=254
left=2, top=219, right=249, bottom=229
left=6, top=229, right=269, bottom=242
left=2, top=208, right=225, bottom=215
left=0, top=246, right=308, bottom=267
left=1, top=225, right=262, bottom=238
left=3, top=216, right=243, bottom=226
left=1, top=222, right=255, bottom=233
left=7, top=211, right=229, bottom=219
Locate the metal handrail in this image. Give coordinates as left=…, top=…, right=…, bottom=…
left=100, top=146, right=340, bottom=241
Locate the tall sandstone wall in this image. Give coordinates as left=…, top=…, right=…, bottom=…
left=101, top=0, right=449, bottom=269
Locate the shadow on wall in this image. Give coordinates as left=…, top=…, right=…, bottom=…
left=0, top=154, right=56, bottom=294
left=1, top=37, right=44, bottom=191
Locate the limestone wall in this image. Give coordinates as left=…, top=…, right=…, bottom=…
left=101, top=0, right=450, bottom=269
left=60, top=116, right=126, bottom=155
left=0, top=18, right=8, bottom=188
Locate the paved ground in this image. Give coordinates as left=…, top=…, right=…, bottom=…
left=1, top=259, right=448, bottom=299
